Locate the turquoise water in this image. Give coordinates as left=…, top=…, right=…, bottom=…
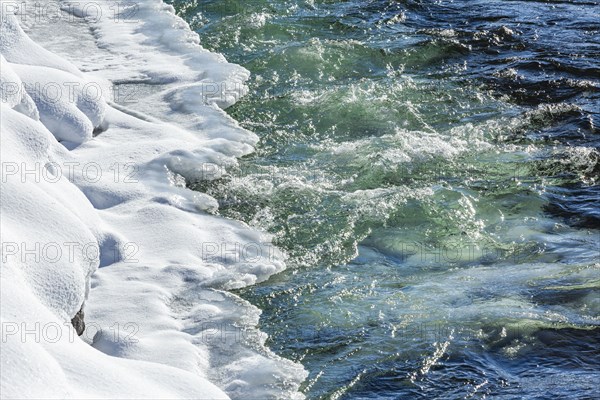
left=170, top=0, right=599, bottom=398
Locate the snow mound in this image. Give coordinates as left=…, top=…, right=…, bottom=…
left=13, top=63, right=107, bottom=145
left=0, top=54, right=38, bottom=118
left=1, top=2, right=306, bottom=399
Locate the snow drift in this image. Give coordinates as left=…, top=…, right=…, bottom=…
left=0, top=1, right=305, bottom=398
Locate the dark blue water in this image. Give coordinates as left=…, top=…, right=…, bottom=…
left=169, top=0, right=599, bottom=398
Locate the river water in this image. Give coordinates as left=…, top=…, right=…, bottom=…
left=169, top=0, right=599, bottom=398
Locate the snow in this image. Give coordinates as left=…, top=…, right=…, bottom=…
left=1, top=1, right=306, bottom=399
left=0, top=54, right=38, bottom=118
left=12, top=63, right=107, bottom=145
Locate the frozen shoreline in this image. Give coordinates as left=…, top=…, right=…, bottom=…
left=0, top=1, right=305, bottom=398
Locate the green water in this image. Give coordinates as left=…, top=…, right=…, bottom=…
left=170, top=0, right=599, bottom=398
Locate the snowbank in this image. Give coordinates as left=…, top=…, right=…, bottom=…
left=1, top=1, right=305, bottom=399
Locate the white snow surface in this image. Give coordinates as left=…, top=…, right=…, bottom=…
left=0, top=1, right=306, bottom=399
